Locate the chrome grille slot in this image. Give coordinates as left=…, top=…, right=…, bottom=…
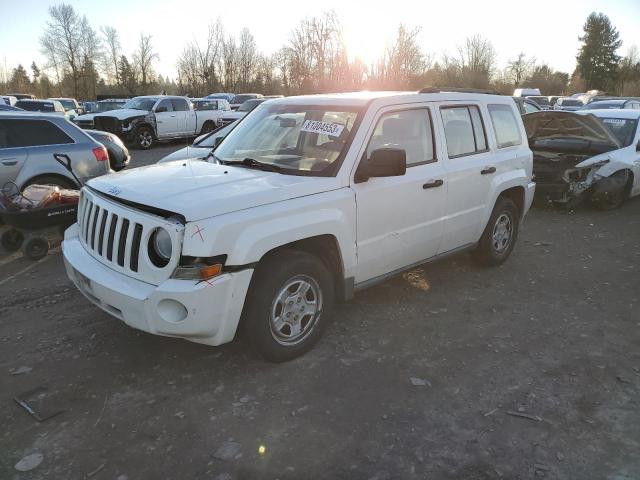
left=75, top=188, right=184, bottom=286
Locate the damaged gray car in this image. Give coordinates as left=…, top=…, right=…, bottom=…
left=524, top=109, right=640, bottom=209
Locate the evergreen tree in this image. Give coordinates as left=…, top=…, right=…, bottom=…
left=576, top=12, right=622, bottom=91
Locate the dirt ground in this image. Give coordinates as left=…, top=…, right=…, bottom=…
left=1, top=197, right=639, bottom=480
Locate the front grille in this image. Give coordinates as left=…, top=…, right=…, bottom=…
left=76, top=189, right=184, bottom=285
left=93, top=116, right=122, bottom=134
left=78, top=194, right=144, bottom=272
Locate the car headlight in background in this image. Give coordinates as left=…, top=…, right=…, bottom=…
left=149, top=228, right=172, bottom=267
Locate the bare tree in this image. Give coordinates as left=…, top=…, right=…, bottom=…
left=507, top=53, right=536, bottom=86
left=238, top=28, right=258, bottom=90
left=222, top=35, right=238, bottom=91
left=457, top=34, right=497, bottom=88
left=133, top=34, right=159, bottom=93
left=374, top=24, right=426, bottom=89
left=101, top=26, right=121, bottom=85
left=40, top=3, right=84, bottom=97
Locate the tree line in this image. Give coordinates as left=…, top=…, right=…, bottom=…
left=1, top=6, right=638, bottom=100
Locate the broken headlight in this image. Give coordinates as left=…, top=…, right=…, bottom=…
left=563, top=159, right=609, bottom=183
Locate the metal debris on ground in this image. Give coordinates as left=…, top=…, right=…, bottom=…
left=86, top=463, right=105, bottom=478
left=410, top=377, right=431, bottom=387
left=10, top=365, right=33, bottom=375
left=506, top=410, right=543, bottom=422
left=14, top=386, right=65, bottom=422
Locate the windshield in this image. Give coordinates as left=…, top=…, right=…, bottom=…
left=195, top=122, right=237, bottom=147
left=598, top=117, right=638, bottom=147
left=560, top=99, right=582, bottom=107
left=529, top=97, right=551, bottom=106
left=95, top=101, right=124, bottom=112
left=232, top=94, right=255, bottom=104
left=15, top=100, right=54, bottom=112
left=58, top=99, right=76, bottom=111
left=123, top=98, right=158, bottom=111
left=238, top=100, right=261, bottom=112
left=214, top=104, right=360, bottom=175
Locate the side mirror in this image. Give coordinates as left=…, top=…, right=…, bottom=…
left=155, top=106, right=168, bottom=113
left=355, top=148, right=406, bottom=183
left=214, top=136, right=225, bottom=148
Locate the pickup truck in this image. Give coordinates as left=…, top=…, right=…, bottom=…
left=63, top=90, right=535, bottom=362
left=92, top=95, right=222, bottom=149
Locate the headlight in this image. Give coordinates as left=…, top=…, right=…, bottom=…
left=149, top=228, right=172, bottom=267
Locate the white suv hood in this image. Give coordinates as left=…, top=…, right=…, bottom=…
left=87, top=160, right=341, bottom=222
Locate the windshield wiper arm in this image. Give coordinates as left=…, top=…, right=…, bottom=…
left=220, top=157, right=282, bottom=172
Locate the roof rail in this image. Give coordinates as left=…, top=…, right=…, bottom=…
left=419, top=87, right=500, bottom=95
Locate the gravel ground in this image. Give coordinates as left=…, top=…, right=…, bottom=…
left=0, top=153, right=639, bottom=478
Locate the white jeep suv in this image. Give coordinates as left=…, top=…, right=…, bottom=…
left=62, top=91, right=535, bottom=361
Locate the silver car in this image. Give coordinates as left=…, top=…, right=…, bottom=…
left=0, top=112, right=112, bottom=190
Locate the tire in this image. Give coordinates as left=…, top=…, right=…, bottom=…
left=1, top=228, right=24, bottom=252
left=590, top=170, right=630, bottom=211
left=23, top=175, right=77, bottom=190
left=23, top=237, right=49, bottom=261
left=242, top=249, right=335, bottom=362
left=472, top=196, right=520, bottom=267
left=201, top=121, right=215, bottom=134
left=135, top=126, right=155, bottom=150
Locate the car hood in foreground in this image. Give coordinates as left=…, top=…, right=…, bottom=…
left=158, top=146, right=210, bottom=163
left=523, top=111, right=621, bottom=153
left=87, top=160, right=341, bottom=222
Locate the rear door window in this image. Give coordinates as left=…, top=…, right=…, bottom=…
left=0, top=119, right=73, bottom=148
left=441, top=105, right=488, bottom=157
left=156, top=99, right=173, bottom=112
left=488, top=104, right=522, bottom=148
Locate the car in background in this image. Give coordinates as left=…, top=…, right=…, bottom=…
left=85, top=129, right=130, bottom=171
left=553, top=97, right=584, bottom=111
left=206, top=92, right=235, bottom=102
left=548, top=96, right=560, bottom=108
left=264, top=95, right=284, bottom=99
left=527, top=96, right=552, bottom=110
left=83, top=101, right=97, bottom=113
left=0, top=104, right=24, bottom=112
left=14, top=99, right=67, bottom=118
left=513, top=87, right=541, bottom=97
left=525, top=109, right=640, bottom=209
left=6, top=93, right=36, bottom=100
left=585, top=99, right=640, bottom=110
left=512, top=96, right=542, bottom=115
left=73, top=98, right=127, bottom=129
left=2, top=96, right=18, bottom=106
left=158, top=121, right=237, bottom=163
left=230, top=93, right=263, bottom=110
left=219, top=98, right=267, bottom=126
left=0, top=112, right=111, bottom=190
left=48, top=97, right=83, bottom=119
left=190, top=98, right=231, bottom=127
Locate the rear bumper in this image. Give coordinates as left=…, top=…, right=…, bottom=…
left=62, top=224, right=253, bottom=346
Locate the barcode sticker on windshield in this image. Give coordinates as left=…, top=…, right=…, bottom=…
left=603, top=118, right=625, bottom=125
left=301, top=120, right=345, bottom=137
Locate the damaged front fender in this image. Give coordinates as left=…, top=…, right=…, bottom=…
left=589, top=170, right=631, bottom=209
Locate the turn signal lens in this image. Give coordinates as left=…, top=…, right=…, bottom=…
left=199, top=263, right=222, bottom=279
left=172, top=262, right=224, bottom=281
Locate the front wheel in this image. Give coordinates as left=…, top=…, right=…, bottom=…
left=135, top=126, right=155, bottom=150
left=242, top=250, right=335, bottom=362
left=1, top=228, right=24, bottom=252
left=472, top=197, right=520, bottom=267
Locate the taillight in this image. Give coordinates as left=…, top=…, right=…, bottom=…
left=92, top=146, right=108, bottom=162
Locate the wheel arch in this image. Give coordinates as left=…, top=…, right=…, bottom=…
left=21, top=173, right=79, bottom=190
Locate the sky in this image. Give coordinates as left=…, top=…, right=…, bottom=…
left=1, top=0, right=639, bottom=81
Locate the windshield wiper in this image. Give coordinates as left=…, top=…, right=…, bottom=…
left=220, top=157, right=283, bottom=173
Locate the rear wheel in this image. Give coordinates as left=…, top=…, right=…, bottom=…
left=1, top=228, right=24, bottom=252
left=242, top=249, right=334, bottom=362
left=472, top=196, right=520, bottom=267
left=135, top=126, right=155, bottom=150
left=201, top=121, right=215, bottom=134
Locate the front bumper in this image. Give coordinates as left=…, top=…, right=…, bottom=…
left=62, top=224, right=253, bottom=346
left=524, top=181, right=536, bottom=216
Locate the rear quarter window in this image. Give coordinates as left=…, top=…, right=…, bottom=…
left=441, top=105, right=488, bottom=157
left=488, top=104, right=522, bottom=148
left=0, top=119, right=74, bottom=148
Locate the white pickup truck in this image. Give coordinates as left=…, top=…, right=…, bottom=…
left=63, top=90, right=535, bottom=361
left=92, top=95, right=223, bottom=149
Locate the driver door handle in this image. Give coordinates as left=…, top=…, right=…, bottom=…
left=481, top=166, right=496, bottom=175
left=170, top=114, right=176, bottom=117
left=423, top=179, right=444, bottom=189
left=1, top=159, right=17, bottom=166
